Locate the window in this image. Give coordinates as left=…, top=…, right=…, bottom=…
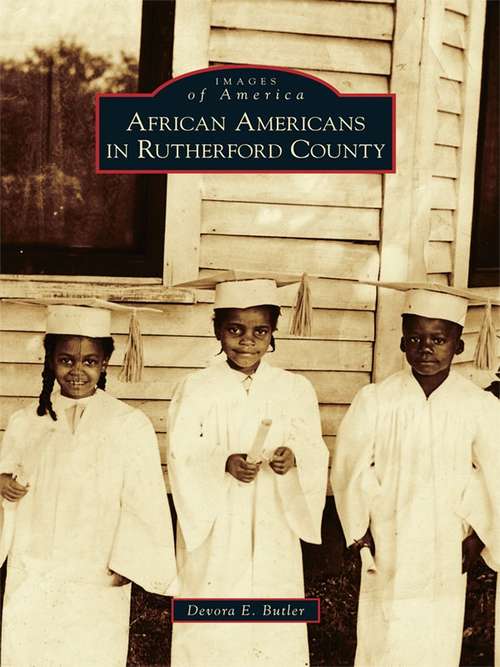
left=469, top=0, right=499, bottom=287
left=1, top=0, right=175, bottom=277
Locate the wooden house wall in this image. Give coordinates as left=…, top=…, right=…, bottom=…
left=423, top=0, right=500, bottom=380
left=0, top=0, right=397, bottom=479
left=0, top=0, right=497, bottom=483
left=194, top=0, right=399, bottom=467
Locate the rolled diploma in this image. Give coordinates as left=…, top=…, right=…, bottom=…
left=0, top=471, right=29, bottom=567
left=246, top=419, right=272, bottom=464
left=360, top=546, right=377, bottom=574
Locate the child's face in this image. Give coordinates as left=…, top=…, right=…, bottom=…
left=215, top=307, right=274, bottom=374
left=52, top=336, right=109, bottom=399
left=400, top=315, right=464, bottom=378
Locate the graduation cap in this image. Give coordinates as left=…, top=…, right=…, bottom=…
left=363, top=281, right=500, bottom=370
left=2, top=298, right=162, bottom=382
left=176, top=270, right=313, bottom=336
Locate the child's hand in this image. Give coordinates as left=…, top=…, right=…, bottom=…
left=226, top=454, right=260, bottom=483
left=353, top=527, right=375, bottom=557
left=108, top=570, right=131, bottom=587
left=269, top=447, right=295, bottom=475
left=462, top=531, right=485, bottom=573
left=0, top=473, right=29, bottom=502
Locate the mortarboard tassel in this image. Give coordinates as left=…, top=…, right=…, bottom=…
left=119, top=309, right=144, bottom=383
left=289, top=273, right=312, bottom=337
left=473, top=301, right=497, bottom=371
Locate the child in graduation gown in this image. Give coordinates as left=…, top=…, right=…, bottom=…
left=167, top=273, right=329, bottom=667
left=331, top=283, right=500, bottom=667
left=0, top=302, right=176, bottom=667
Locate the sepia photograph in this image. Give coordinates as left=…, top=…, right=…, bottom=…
left=0, top=1, right=499, bottom=666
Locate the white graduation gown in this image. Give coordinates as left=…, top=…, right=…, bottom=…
left=168, top=360, right=328, bottom=667
left=331, top=369, right=500, bottom=667
left=0, top=389, right=176, bottom=667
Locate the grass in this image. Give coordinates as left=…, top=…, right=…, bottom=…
left=127, top=536, right=496, bottom=666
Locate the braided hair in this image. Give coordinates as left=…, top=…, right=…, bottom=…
left=37, top=334, right=115, bottom=421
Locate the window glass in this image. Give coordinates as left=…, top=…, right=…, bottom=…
left=1, top=0, right=172, bottom=276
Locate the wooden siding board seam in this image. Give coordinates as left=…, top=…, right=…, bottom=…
left=201, top=174, right=383, bottom=208
left=451, top=0, right=487, bottom=287
left=411, top=0, right=446, bottom=280
left=0, top=283, right=194, bottom=303
left=444, top=0, right=469, bottom=17
left=164, top=175, right=203, bottom=285
left=210, top=0, right=394, bottom=42
left=0, top=365, right=372, bottom=404
left=374, top=0, right=426, bottom=381
left=172, top=0, right=211, bottom=76
left=208, top=28, right=392, bottom=75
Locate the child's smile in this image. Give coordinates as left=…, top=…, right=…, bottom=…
left=52, top=336, right=109, bottom=399
left=216, top=307, right=273, bottom=374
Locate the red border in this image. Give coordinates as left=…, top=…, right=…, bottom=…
left=95, top=64, right=396, bottom=174
left=170, top=597, right=321, bottom=624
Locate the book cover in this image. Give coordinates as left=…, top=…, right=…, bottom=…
left=0, top=1, right=497, bottom=666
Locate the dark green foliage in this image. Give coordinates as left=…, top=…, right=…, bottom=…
left=1, top=42, right=138, bottom=251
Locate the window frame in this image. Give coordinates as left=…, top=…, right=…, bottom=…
left=0, top=0, right=175, bottom=281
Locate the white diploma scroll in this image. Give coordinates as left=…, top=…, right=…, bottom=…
left=360, top=546, right=377, bottom=574
left=246, top=419, right=272, bottom=464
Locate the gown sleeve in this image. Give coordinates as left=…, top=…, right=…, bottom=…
left=0, top=409, right=30, bottom=476
left=108, top=409, right=177, bottom=594
left=275, top=374, right=329, bottom=545
left=455, top=391, right=500, bottom=571
left=0, top=408, right=34, bottom=567
left=167, top=375, right=229, bottom=553
left=330, top=383, right=382, bottom=546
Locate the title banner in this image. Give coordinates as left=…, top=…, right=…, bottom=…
left=96, top=65, right=395, bottom=173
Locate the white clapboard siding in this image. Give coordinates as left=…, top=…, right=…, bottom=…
left=435, top=112, right=461, bottom=147
left=432, top=145, right=458, bottom=178
left=0, top=333, right=373, bottom=372
left=199, top=235, right=380, bottom=281
left=300, top=370, right=371, bottom=403
left=453, top=364, right=500, bottom=389
left=427, top=241, right=453, bottom=273
left=299, top=69, right=389, bottom=93
left=444, top=0, right=469, bottom=16
left=0, top=363, right=370, bottom=406
left=0, top=301, right=374, bottom=341
left=426, top=273, right=450, bottom=285
left=201, top=201, right=380, bottom=241
left=278, top=309, right=375, bottom=341
left=195, top=276, right=378, bottom=311
left=452, top=333, right=500, bottom=365
left=0, top=397, right=349, bottom=438
left=464, top=305, right=500, bottom=334
left=429, top=210, right=455, bottom=241
left=202, top=174, right=382, bottom=208
left=431, top=177, right=456, bottom=209
left=440, top=44, right=464, bottom=82
left=211, top=0, right=394, bottom=41
left=0, top=364, right=190, bottom=401
left=209, top=29, right=392, bottom=75
left=0, top=397, right=170, bottom=433
left=443, top=9, right=466, bottom=48
left=437, top=78, right=462, bottom=114
left=196, top=277, right=377, bottom=311
left=210, top=64, right=390, bottom=94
